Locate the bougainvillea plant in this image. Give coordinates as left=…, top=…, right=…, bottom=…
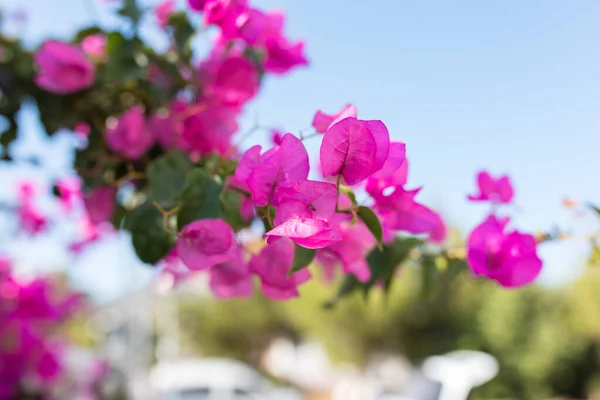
left=0, top=0, right=563, bottom=310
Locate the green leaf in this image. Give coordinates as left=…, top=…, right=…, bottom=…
left=168, top=12, right=195, bottom=59
left=123, top=201, right=174, bottom=264
left=288, top=245, right=316, bottom=276
left=220, top=189, right=252, bottom=232
left=117, top=0, right=143, bottom=24
left=339, top=185, right=358, bottom=206
left=364, top=237, right=424, bottom=294
left=177, top=169, right=223, bottom=229
left=357, top=206, right=383, bottom=249
left=111, top=204, right=127, bottom=229
left=105, top=32, right=145, bottom=84
left=147, top=150, right=193, bottom=208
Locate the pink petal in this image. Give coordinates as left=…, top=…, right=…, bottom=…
left=247, top=134, right=309, bottom=206
left=496, top=176, right=514, bottom=204
left=320, top=117, right=377, bottom=185
left=209, top=254, right=253, bottom=299
left=249, top=238, right=312, bottom=300
left=265, top=217, right=342, bottom=249
left=312, top=104, right=357, bottom=134
left=370, top=141, right=406, bottom=180
left=274, top=199, right=312, bottom=226
left=276, top=180, right=337, bottom=222
left=362, top=120, right=390, bottom=174
left=177, top=219, right=237, bottom=271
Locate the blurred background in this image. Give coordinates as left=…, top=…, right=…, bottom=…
left=3, top=0, right=600, bottom=398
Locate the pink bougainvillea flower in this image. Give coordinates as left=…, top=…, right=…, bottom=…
left=155, top=0, right=175, bottom=27
left=181, top=101, right=241, bottom=156
left=83, top=186, right=115, bottom=225
left=17, top=181, right=36, bottom=200
left=320, top=117, right=390, bottom=186
left=274, top=180, right=337, bottom=225
left=467, top=170, right=514, bottom=204
left=271, top=130, right=284, bottom=145
left=105, top=106, right=154, bottom=160
left=234, top=8, right=283, bottom=44
left=18, top=201, right=47, bottom=235
left=187, top=0, right=208, bottom=11
left=74, top=122, right=91, bottom=138
left=265, top=217, right=342, bottom=249
left=69, top=219, right=102, bottom=254
left=203, top=0, right=247, bottom=30
left=234, top=144, right=262, bottom=190
left=206, top=56, right=259, bottom=105
left=177, top=219, right=238, bottom=271
left=158, top=249, right=194, bottom=286
left=312, top=104, right=357, bottom=134
left=34, top=40, right=94, bottom=94
left=239, top=133, right=309, bottom=207
left=56, top=177, right=81, bottom=213
left=264, top=35, right=308, bottom=75
left=81, top=34, right=106, bottom=61
left=0, top=255, right=12, bottom=279
left=466, top=214, right=542, bottom=288
left=151, top=100, right=187, bottom=150
left=373, top=186, right=440, bottom=240
left=369, top=141, right=406, bottom=181
left=249, top=238, right=311, bottom=300
left=317, top=220, right=375, bottom=282
left=428, top=211, right=447, bottom=244
left=209, top=252, right=253, bottom=299
left=366, top=158, right=409, bottom=196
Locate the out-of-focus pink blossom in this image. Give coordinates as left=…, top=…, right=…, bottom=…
left=158, top=249, right=194, bottom=286
left=466, top=214, right=542, bottom=288
left=317, top=220, right=375, bottom=282
left=56, top=177, right=81, bottom=213
left=372, top=186, right=441, bottom=242
left=271, top=130, right=284, bottom=145
left=105, top=106, right=154, bottom=160
left=264, top=35, right=308, bottom=74
left=18, top=202, right=47, bottom=235
left=181, top=101, right=241, bottom=156
left=187, top=0, right=208, bottom=11
left=34, top=40, right=94, bottom=94
left=177, top=219, right=238, bottom=271
left=209, top=251, right=253, bottom=299
left=155, top=0, right=175, bottom=28
left=74, top=122, right=91, bottom=138
left=81, top=34, right=107, bottom=61
left=83, top=186, right=116, bottom=226
left=206, top=56, right=259, bottom=105
left=467, top=170, right=514, bottom=204
left=249, top=238, right=311, bottom=300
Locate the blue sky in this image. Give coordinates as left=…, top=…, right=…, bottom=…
left=2, top=0, right=600, bottom=297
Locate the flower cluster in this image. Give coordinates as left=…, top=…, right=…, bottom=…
left=167, top=104, right=446, bottom=299
left=13, top=179, right=116, bottom=254
left=0, top=256, right=106, bottom=399
left=466, top=171, right=542, bottom=287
